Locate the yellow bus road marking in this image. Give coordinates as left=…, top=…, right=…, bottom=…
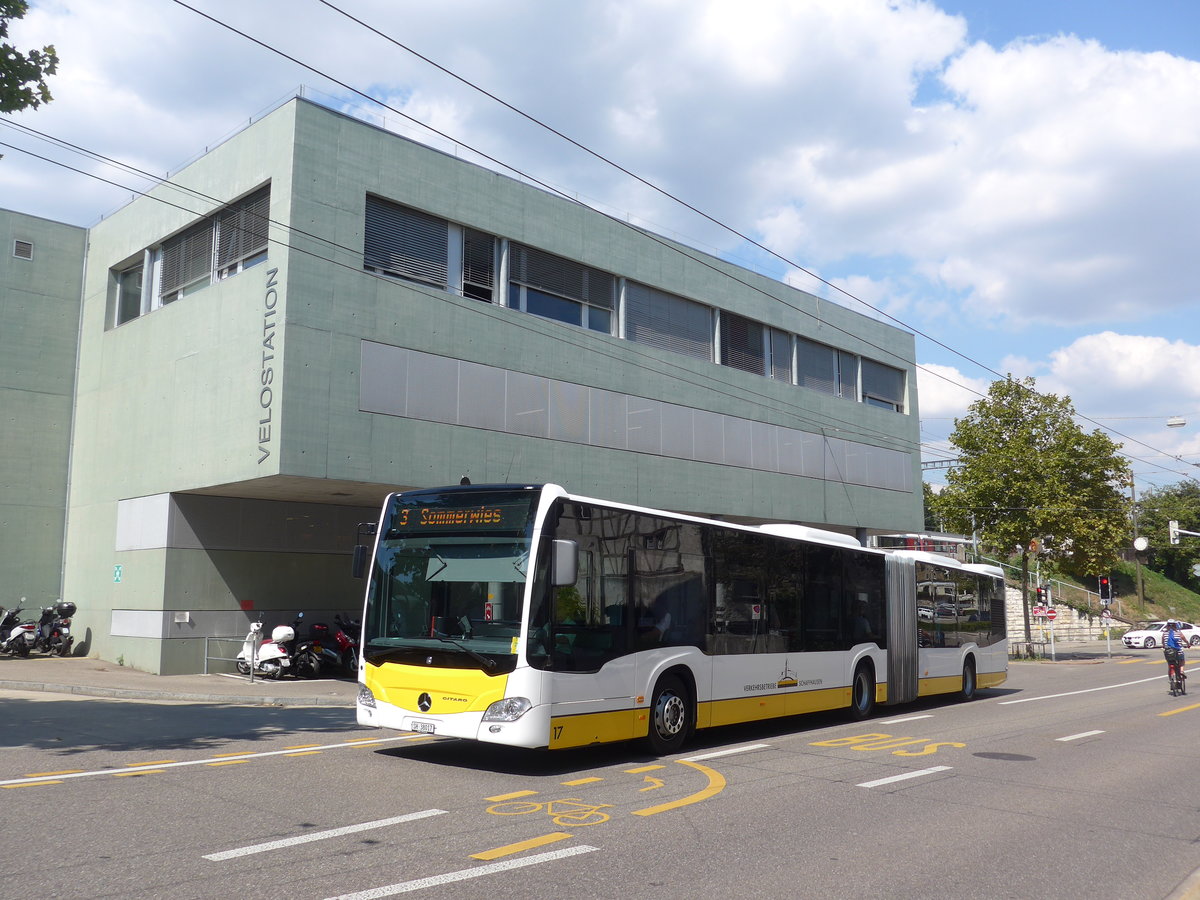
left=0, top=736, right=413, bottom=788
left=285, top=743, right=322, bottom=750
left=325, top=846, right=598, bottom=900
left=561, top=777, right=602, bottom=786
left=624, top=765, right=665, bottom=774
left=212, top=752, right=251, bottom=758
left=633, top=760, right=726, bottom=817
left=3, top=779, right=63, bottom=789
left=24, top=769, right=83, bottom=777
left=486, top=790, right=539, bottom=802
left=207, top=760, right=249, bottom=767
left=1160, top=702, right=1200, bottom=717
left=126, top=760, right=176, bottom=767
left=1117, top=659, right=1145, bottom=664
left=204, top=810, right=447, bottom=861
left=114, top=769, right=166, bottom=777
left=471, top=832, right=573, bottom=860
left=285, top=751, right=323, bottom=757
left=640, top=776, right=665, bottom=792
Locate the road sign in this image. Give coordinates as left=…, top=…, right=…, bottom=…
left=1046, top=609, right=1057, bottom=621
left=1193, top=563, right=1200, bottom=578
left=1101, top=609, right=1112, bottom=621
left=1033, top=605, right=1046, bottom=617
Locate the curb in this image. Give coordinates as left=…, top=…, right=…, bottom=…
left=0, top=679, right=354, bottom=707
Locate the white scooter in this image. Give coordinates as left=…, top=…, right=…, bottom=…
left=0, top=606, right=37, bottom=657
left=235, top=616, right=294, bottom=679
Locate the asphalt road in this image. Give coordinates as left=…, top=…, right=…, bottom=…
left=3, top=654, right=1199, bottom=900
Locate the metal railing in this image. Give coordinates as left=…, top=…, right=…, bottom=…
left=203, top=636, right=249, bottom=676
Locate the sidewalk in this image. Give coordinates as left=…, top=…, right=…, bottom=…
left=1, top=639, right=1141, bottom=706
left=1009, top=636, right=1136, bottom=662
left=0, top=655, right=357, bottom=706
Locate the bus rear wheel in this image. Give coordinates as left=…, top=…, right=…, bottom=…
left=849, top=663, right=875, bottom=720
left=959, top=659, right=977, bottom=701
left=646, top=674, right=691, bottom=755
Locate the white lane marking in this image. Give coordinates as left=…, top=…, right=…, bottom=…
left=204, top=810, right=446, bottom=861
left=0, top=735, right=415, bottom=787
left=1056, top=730, right=1105, bottom=742
left=879, top=714, right=934, bottom=724
left=681, top=743, right=771, bottom=762
left=326, top=845, right=598, bottom=899
left=999, top=673, right=1166, bottom=704
left=858, top=765, right=951, bottom=788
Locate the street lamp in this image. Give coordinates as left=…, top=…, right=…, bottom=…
left=1167, top=416, right=1187, bottom=428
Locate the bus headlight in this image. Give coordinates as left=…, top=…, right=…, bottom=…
left=482, top=697, right=531, bottom=722
left=357, top=684, right=377, bottom=708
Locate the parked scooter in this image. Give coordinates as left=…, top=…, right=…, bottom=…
left=235, top=614, right=295, bottom=679
left=33, top=601, right=76, bottom=656
left=0, top=606, right=37, bottom=657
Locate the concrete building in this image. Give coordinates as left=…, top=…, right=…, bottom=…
left=4, top=95, right=922, bottom=673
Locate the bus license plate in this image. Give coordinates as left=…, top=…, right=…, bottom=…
left=411, top=721, right=436, bottom=734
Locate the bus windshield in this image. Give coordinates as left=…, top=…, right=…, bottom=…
left=362, top=487, right=538, bottom=673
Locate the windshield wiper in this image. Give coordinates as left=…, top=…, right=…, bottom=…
left=437, top=637, right=496, bottom=671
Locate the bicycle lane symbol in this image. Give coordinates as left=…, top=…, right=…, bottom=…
left=482, top=758, right=727, bottom=828
left=486, top=795, right=612, bottom=827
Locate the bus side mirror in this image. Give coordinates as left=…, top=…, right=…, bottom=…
left=551, top=539, right=577, bottom=586
left=352, top=544, right=369, bottom=579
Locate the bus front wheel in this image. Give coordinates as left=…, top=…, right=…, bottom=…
left=646, top=674, right=691, bottom=755
left=849, top=663, right=875, bottom=720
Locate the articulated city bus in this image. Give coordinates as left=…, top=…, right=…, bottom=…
left=353, top=483, right=1007, bottom=753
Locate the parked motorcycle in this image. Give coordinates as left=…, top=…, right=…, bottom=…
left=0, top=606, right=37, bottom=657
left=288, top=613, right=322, bottom=679
left=307, top=614, right=361, bottom=678
left=33, top=601, right=76, bottom=656
left=333, top=613, right=361, bottom=677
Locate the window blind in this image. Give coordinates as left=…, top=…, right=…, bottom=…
left=509, top=243, right=614, bottom=308
left=625, top=281, right=713, bottom=361
left=719, top=312, right=766, bottom=376
left=364, top=196, right=449, bottom=287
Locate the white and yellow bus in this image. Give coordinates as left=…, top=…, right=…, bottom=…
left=353, top=483, right=1007, bottom=753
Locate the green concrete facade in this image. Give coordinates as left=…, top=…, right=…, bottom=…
left=17, top=96, right=922, bottom=674
left=0, top=209, right=84, bottom=614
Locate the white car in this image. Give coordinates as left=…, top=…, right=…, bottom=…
left=1123, top=621, right=1200, bottom=649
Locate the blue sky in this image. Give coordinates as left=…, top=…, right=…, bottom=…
left=4, top=0, right=1199, bottom=491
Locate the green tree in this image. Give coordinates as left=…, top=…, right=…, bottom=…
left=1, top=1, right=57, bottom=113
left=1135, top=481, right=1200, bottom=584
left=930, top=376, right=1132, bottom=641
left=922, top=481, right=941, bottom=531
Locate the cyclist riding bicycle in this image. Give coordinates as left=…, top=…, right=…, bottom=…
left=1163, top=619, right=1188, bottom=691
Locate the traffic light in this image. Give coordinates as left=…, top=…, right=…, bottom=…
left=1098, top=575, right=1112, bottom=602
left=1170, top=520, right=1181, bottom=545
left=1036, top=586, right=1048, bottom=604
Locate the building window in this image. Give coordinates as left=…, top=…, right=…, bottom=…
left=625, top=281, right=713, bottom=361
left=159, top=219, right=214, bottom=304
left=13, top=239, right=33, bottom=260
left=769, top=328, right=792, bottom=382
left=719, top=312, right=765, bottom=376
left=116, top=262, right=145, bottom=326
left=798, top=337, right=858, bottom=400
left=110, top=183, right=270, bottom=325
left=215, top=186, right=270, bottom=278
left=508, top=243, right=615, bottom=335
left=862, top=358, right=905, bottom=412
left=462, top=228, right=495, bottom=302
left=364, top=195, right=449, bottom=288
